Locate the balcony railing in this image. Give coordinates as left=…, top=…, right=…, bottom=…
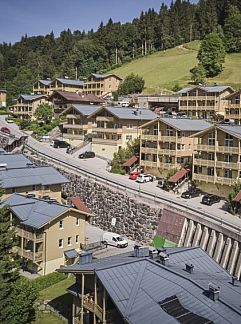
left=15, top=247, right=43, bottom=262
left=216, top=177, right=236, bottom=186
left=141, top=134, right=158, bottom=141
left=83, top=295, right=103, bottom=320
left=63, top=134, right=84, bottom=140
left=140, top=160, right=157, bottom=168
left=159, top=163, right=177, bottom=169
left=224, top=113, right=240, bottom=119
left=179, top=106, right=216, bottom=111
left=92, top=138, right=122, bottom=145
left=63, top=124, right=84, bottom=129
left=193, top=174, right=215, bottom=182
left=225, top=103, right=241, bottom=109
left=16, top=228, right=43, bottom=241
left=141, top=147, right=157, bottom=154
left=66, top=114, right=78, bottom=119
left=216, top=161, right=239, bottom=169
left=96, top=116, right=114, bottom=122
left=159, top=136, right=176, bottom=142
left=196, top=144, right=215, bottom=152
left=218, top=146, right=239, bottom=154
left=193, top=159, right=215, bottom=167
left=179, top=96, right=216, bottom=100
left=92, top=127, right=122, bottom=134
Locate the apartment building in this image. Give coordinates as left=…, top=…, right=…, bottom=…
left=0, top=128, right=28, bottom=152
left=1, top=193, right=92, bottom=275
left=48, top=90, right=104, bottom=115
left=224, top=89, right=241, bottom=125
left=0, top=88, right=7, bottom=107
left=58, top=246, right=241, bottom=324
left=10, top=94, right=48, bottom=119
left=49, top=78, right=84, bottom=94
left=88, top=107, right=157, bottom=160
left=140, top=118, right=211, bottom=177
left=178, top=85, right=234, bottom=119
left=0, top=164, right=69, bottom=202
left=32, top=79, right=52, bottom=95
left=84, top=73, right=122, bottom=98
left=192, top=124, right=241, bottom=196
left=61, top=104, right=101, bottom=145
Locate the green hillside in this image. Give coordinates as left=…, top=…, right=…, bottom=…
left=111, top=41, right=241, bottom=93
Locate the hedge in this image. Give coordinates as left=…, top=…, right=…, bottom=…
left=31, top=272, right=67, bottom=292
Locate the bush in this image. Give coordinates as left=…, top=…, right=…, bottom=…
left=31, top=272, right=66, bottom=292
left=111, top=166, right=126, bottom=175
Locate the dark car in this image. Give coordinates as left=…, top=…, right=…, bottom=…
left=201, top=194, right=220, bottom=206
left=53, top=140, right=70, bottom=149
left=78, top=151, right=95, bottom=159
left=181, top=188, right=201, bottom=199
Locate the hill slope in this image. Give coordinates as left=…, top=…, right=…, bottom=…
left=111, top=42, right=241, bottom=93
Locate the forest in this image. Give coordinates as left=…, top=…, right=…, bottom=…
left=0, top=0, right=241, bottom=102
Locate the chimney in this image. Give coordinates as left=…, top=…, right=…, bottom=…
left=79, top=251, right=92, bottom=265
left=133, top=245, right=149, bottom=258
left=185, top=263, right=194, bottom=274
left=159, top=252, right=169, bottom=266
left=231, top=276, right=237, bottom=286
left=208, top=284, right=220, bottom=301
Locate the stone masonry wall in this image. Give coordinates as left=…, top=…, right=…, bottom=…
left=26, top=153, right=161, bottom=244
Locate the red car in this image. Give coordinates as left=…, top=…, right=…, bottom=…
left=129, top=171, right=140, bottom=180
left=1, top=127, right=11, bottom=134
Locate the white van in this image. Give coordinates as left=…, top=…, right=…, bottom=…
left=101, top=232, right=128, bottom=248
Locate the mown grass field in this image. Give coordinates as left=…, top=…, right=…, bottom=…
left=111, top=41, right=241, bottom=93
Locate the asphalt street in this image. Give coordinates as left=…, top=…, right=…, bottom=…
left=2, top=116, right=241, bottom=232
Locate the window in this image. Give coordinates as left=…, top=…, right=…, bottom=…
left=59, top=220, right=63, bottom=229
left=224, top=169, right=232, bottom=178
left=153, top=125, right=158, bottom=135
left=76, top=235, right=79, bottom=244
left=127, top=124, right=133, bottom=129
left=225, top=134, right=233, bottom=147
left=59, top=239, right=63, bottom=248
left=166, top=127, right=173, bottom=136
left=68, top=237, right=72, bottom=246
left=208, top=132, right=215, bottom=146
left=32, top=185, right=36, bottom=191
left=207, top=167, right=214, bottom=176
left=76, top=218, right=80, bottom=226
left=126, top=135, right=132, bottom=141
left=224, top=154, right=232, bottom=163
left=208, top=153, right=214, bottom=160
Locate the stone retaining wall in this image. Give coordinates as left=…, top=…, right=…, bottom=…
left=27, top=153, right=161, bottom=243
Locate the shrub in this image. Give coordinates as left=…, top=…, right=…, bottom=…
left=31, top=272, right=66, bottom=292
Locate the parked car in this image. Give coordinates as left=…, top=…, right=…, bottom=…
left=136, top=173, right=156, bottom=183
left=181, top=188, right=202, bottom=199
left=6, top=118, right=14, bottom=123
left=78, top=151, right=95, bottom=159
left=101, top=232, right=128, bottom=248
left=52, top=139, right=70, bottom=148
left=201, top=194, right=220, bottom=206
left=129, top=171, right=140, bottom=180
left=156, top=178, right=165, bottom=188
left=1, top=126, right=11, bottom=134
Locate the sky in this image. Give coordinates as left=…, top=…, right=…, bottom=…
left=0, top=0, right=197, bottom=44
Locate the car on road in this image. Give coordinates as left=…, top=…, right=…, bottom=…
left=101, top=232, right=128, bottom=248
left=136, top=173, right=156, bottom=183
left=201, top=194, right=220, bottom=206
left=78, top=151, right=95, bottom=159
left=52, top=139, right=70, bottom=149
left=1, top=126, right=11, bottom=134
left=181, top=188, right=202, bottom=199
left=129, top=171, right=140, bottom=180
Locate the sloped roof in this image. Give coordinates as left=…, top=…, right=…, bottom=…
left=217, top=125, right=241, bottom=139
left=168, top=168, right=188, bottom=183
left=122, top=155, right=139, bottom=167
left=70, top=197, right=92, bottom=215
left=89, top=106, right=157, bottom=121
left=0, top=165, right=69, bottom=188
left=59, top=247, right=241, bottom=323
left=55, top=78, right=84, bottom=86
left=178, top=85, right=232, bottom=94
left=1, top=193, right=70, bottom=229
left=38, top=79, right=52, bottom=86
left=20, top=94, right=46, bottom=101
left=62, top=104, right=101, bottom=117
left=160, top=118, right=211, bottom=131
left=233, top=190, right=241, bottom=202
left=0, top=153, right=33, bottom=169
left=51, top=90, right=104, bottom=104
left=91, top=73, right=122, bottom=80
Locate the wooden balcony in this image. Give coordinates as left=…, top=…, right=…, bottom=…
left=196, top=144, right=215, bottom=152
left=193, top=174, right=215, bottom=182
left=16, top=228, right=43, bottom=242
left=96, top=116, right=114, bottom=122
left=92, top=138, right=122, bottom=145
left=179, top=106, right=216, bottom=111
left=160, top=136, right=176, bottom=142
left=216, top=177, right=236, bottom=186
left=92, top=127, right=122, bottom=134
left=179, top=96, right=216, bottom=100
left=63, top=124, right=84, bottom=129
left=66, top=114, right=79, bottom=119
left=83, top=295, right=103, bottom=320
left=141, top=134, right=158, bottom=141
left=159, top=163, right=178, bottom=170
left=193, top=159, right=215, bottom=167
left=16, top=247, right=43, bottom=262
left=216, top=161, right=239, bottom=169
left=218, top=146, right=239, bottom=154
left=140, top=160, right=157, bottom=168
left=225, top=104, right=241, bottom=109
left=141, top=147, right=157, bottom=154
left=63, top=133, right=84, bottom=140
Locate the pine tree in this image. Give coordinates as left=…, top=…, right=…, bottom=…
left=223, top=5, right=241, bottom=53
left=197, top=32, right=226, bottom=77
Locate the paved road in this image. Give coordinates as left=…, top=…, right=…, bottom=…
left=2, top=116, right=241, bottom=232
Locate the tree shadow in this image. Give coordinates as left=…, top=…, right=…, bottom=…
left=48, top=293, right=72, bottom=323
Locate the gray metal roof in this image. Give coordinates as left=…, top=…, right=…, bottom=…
left=0, top=165, right=69, bottom=188
left=71, top=104, right=101, bottom=116
left=178, top=85, right=231, bottom=94
left=0, top=88, right=7, bottom=93
left=60, top=247, right=241, bottom=323
left=160, top=118, right=211, bottom=131
left=55, top=78, right=84, bottom=86
left=64, top=249, right=79, bottom=259
left=1, top=193, right=70, bottom=229
left=91, top=73, right=122, bottom=80
left=38, top=79, right=52, bottom=86
left=0, top=153, right=33, bottom=169
left=217, top=125, right=241, bottom=139
left=20, top=94, right=46, bottom=101
left=97, top=107, right=157, bottom=121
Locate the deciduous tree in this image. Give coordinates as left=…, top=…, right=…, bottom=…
left=118, top=73, right=145, bottom=95
left=34, top=103, right=53, bottom=124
